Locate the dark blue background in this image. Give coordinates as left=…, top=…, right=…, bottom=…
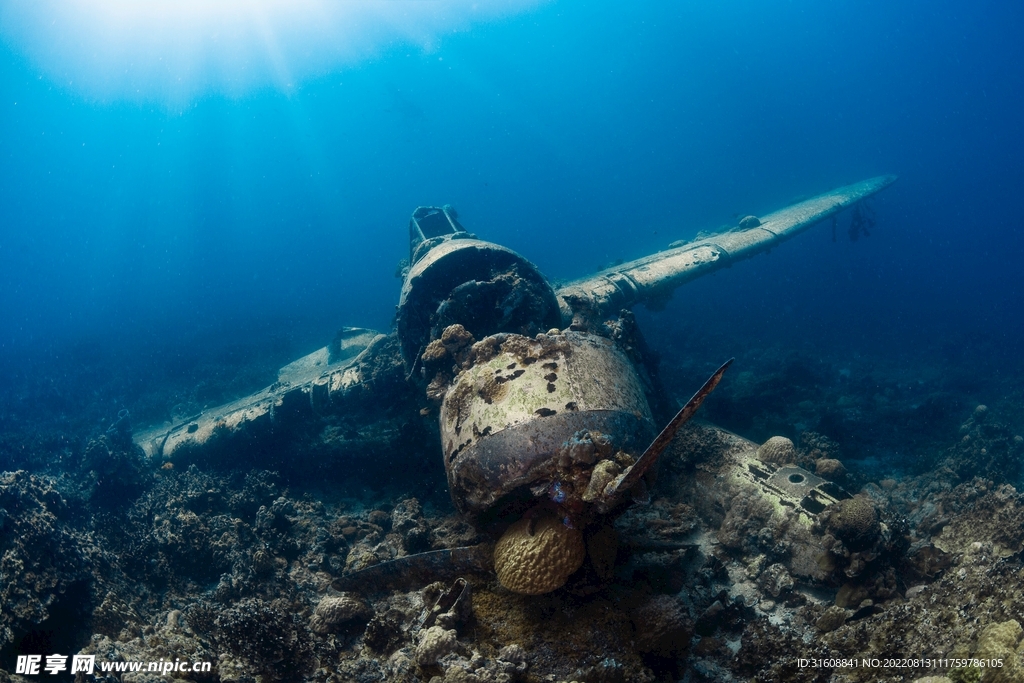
left=2, top=1, right=1021, bottom=371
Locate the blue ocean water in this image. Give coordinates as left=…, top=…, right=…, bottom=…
left=1, top=0, right=1022, bottom=426
left=2, top=4, right=1024, bottom=676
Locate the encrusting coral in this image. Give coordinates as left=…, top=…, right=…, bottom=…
left=415, top=625, right=461, bottom=667
left=309, top=593, right=372, bottom=634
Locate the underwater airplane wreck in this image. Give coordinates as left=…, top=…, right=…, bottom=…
left=134, top=175, right=897, bottom=598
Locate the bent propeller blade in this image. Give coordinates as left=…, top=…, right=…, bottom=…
left=609, top=357, right=734, bottom=496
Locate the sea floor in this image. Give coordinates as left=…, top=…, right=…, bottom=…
left=1, top=317, right=1023, bottom=682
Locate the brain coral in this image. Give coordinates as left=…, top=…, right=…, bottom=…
left=815, top=458, right=847, bottom=481
left=828, top=497, right=879, bottom=549
left=493, top=512, right=585, bottom=595
left=757, top=436, right=796, bottom=465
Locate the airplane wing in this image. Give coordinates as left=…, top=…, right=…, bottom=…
left=133, top=327, right=390, bottom=462
left=555, top=175, right=897, bottom=320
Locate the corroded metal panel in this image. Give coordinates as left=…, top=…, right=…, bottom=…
left=440, top=331, right=654, bottom=512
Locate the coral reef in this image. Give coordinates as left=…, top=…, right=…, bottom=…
left=80, top=429, right=152, bottom=506
left=716, top=486, right=776, bottom=554
left=629, top=593, right=694, bottom=658
left=940, top=405, right=1024, bottom=484
left=0, top=471, right=90, bottom=653
left=0, top=408, right=1017, bottom=683
left=3, top=312, right=1024, bottom=683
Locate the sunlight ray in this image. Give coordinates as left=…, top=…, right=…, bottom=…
left=0, top=0, right=544, bottom=104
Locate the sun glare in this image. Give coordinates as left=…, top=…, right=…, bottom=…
left=0, top=0, right=541, bottom=104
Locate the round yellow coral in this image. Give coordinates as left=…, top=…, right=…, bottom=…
left=494, top=512, right=586, bottom=595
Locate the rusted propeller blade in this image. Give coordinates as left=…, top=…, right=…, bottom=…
left=608, top=358, right=733, bottom=496
left=332, top=544, right=493, bottom=593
